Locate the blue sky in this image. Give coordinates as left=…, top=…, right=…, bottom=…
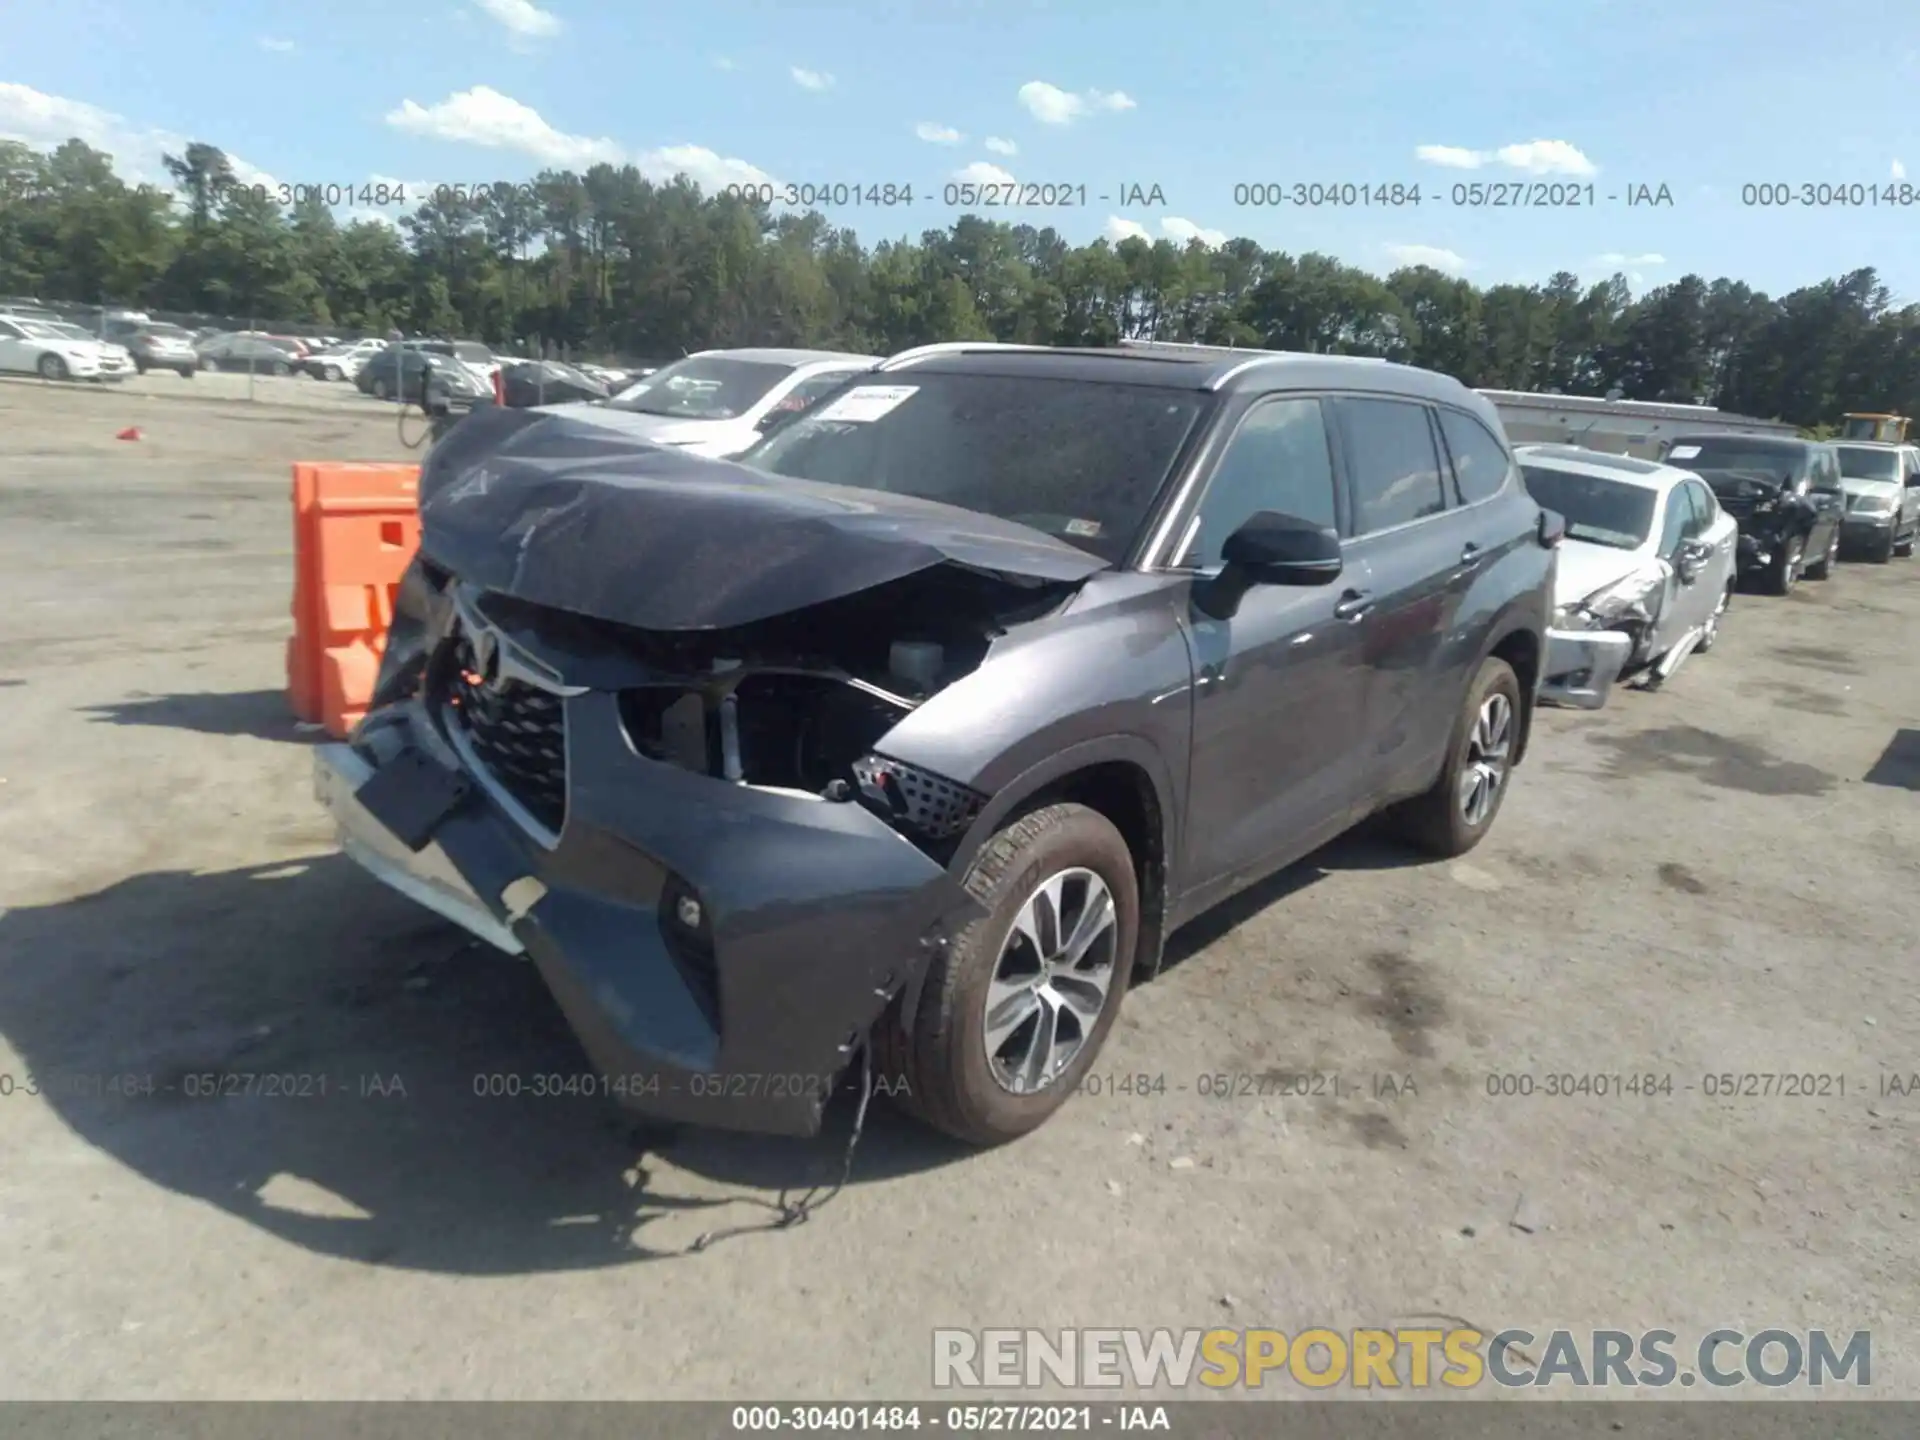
left=5, top=0, right=1919, bottom=299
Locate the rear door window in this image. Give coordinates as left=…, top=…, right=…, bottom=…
left=1333, top=398, right=1448, bottom=535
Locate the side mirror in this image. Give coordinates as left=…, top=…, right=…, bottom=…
left=1195, top=511, right=1342, bottom=620
left=1219, top=511, right=1344, bottom=584
left=755, top=406, right=801, bottom=434
left=1906, top=475, right=1920, bottom=489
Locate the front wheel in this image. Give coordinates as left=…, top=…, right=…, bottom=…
left=1390, top=656, right=1522, bottom=858
left=1803, top=528, right=1839, bottom=580
left=178, top=366, right=195, bottom=379
left=874, top=802, right=1139, bottom=1146
left=371, top=376, right=391, bottom=401
left=1695, top=584, right=1732, bottom=653
left=323, top=365, right=343, bottom=381
left=1896, top=531, right=1915, bottom=559
left=1766, top=537, right=1803, bottom=595
left=36, top=353, right=70, bottom=382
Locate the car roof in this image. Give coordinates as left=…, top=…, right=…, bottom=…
left=1833, top=440, right=1906, bottom=451
left=876, top=342, right=1491, bottom=410
left=693, top=347, right=879, bottom=366
left=1515, top=444, right=1693, bottom=490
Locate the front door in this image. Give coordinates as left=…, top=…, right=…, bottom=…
left=1176, top=395, right=1374, bottom=901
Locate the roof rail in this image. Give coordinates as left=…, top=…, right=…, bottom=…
left=877, top=341, right=1050, bottom=369
left=1118, top=338, right=1283, bottom=356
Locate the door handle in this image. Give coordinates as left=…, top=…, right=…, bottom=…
left=1459, top=542, right=1483, bottom=567
left=1334, top=589, right=1374, bottom=621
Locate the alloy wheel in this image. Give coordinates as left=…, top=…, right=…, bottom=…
left=1458, top=692, right=1513, bottom=828
left=981, top=867, right=1119, bottom=1095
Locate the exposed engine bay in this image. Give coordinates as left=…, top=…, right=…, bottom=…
left=379, top=555, right=1073, bottom=852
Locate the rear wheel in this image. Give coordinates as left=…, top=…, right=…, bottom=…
left=371, top=376, right=391, bottom=400
left=323, top=364, right=344, bottom=381
left=875, top=802, right=1138, bottom=1146
left=1391, top=656, right=1522, bottom=857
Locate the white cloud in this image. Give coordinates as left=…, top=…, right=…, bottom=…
left=1594, top=251, right=1665, bottom=267
left=471, top=0, right=561, bottom=38
left=1894, top=158, right=1908, bottom=180
left=916, top=122, right=964, bottom=145
left=1017, top=80, right=1136, bottom=125
left=953, top=161, right=1016, bottom=185
left=1104, top=215, right=1226, bottom=248
left=984, top=136, right=1017, bottom=156
left=258, top=37, right=295, bottom=52
left=1160, top=216, right=1226, bottom=248
left=1383, top=243, right=1471, bottom=276
left=383, top=87, right=773, bottom=193
left=791, top=67, right=835, bottom=92
left=1414, top=139, right=1597, bottom=177
left=0, top=81, right=275, bottom=193
left=1413, top=145, right=1485, bottom=170
left=636, top=144, right=775, bottom=192
left=385, top=86, right=622, bottom=166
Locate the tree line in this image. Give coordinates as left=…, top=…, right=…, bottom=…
left=3, top=137, right=1917, bottom=429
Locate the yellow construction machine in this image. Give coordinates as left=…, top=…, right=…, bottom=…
left=1839, top=412, right=1909, bottom=443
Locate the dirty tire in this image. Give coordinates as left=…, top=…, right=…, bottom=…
left=1765, top=537, right=1801, bottom=595
left=1390, top=655, right=1522, bottom=859
left=1871, top=532, right=1895, bottom=564
left=1803, top=529, right=1838, bottom=580
left=874, top=802, right=1138, bottom=1147
left=36, top=352, right=69, bottom=382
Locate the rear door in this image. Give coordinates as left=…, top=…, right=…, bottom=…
left=1331, top=396, right=1476, bottom=800
left=1807, top=447, right=1846, bottom=556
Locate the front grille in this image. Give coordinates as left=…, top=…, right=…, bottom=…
left=445, top=630, right=568, bottom=835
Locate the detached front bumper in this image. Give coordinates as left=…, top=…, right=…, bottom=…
left=314, top=698, right=974, bottom=1135
left=1541, top=627, right=1633, bottom=709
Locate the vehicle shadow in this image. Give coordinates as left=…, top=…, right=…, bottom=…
left=83, top=689, right=322, bottom=743
left=1155, top=822, right=1427, bottom=975
left=0, top=854, right=967, bottom=1277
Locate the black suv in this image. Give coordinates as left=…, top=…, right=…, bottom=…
left=313, top=344, right=1555, bottom=1145
left=1663, top=433, right=1845, bottom=593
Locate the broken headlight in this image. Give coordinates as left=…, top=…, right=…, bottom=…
left=1554, top=569, right=1663, bottom=633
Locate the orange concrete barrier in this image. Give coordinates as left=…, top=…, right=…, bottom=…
left=287, top=462, right=422, bottom=737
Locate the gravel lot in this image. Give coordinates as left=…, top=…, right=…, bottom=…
left=1, top=381, right=1916, bottom=1401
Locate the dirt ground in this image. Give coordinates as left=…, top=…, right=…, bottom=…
left=0, top=379, right=1916, bottom=1401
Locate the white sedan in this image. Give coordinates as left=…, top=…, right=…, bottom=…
left=0, top=317, right=136, bottom=382
left=1521, top=444, right=1739, bottom=708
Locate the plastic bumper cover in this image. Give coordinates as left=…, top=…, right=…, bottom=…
left=1541, top=626, right=1633, bottom=709
left=314, top=697, right=976, bottom=1135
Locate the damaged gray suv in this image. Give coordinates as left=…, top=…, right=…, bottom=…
left=315, top=342, right=1555, bottom=1145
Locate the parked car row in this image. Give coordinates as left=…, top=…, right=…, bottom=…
left=1533, top=430, right=1920, bottom=708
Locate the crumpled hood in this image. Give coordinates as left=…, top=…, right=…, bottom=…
left=416, top=406, right=1108, bottom=631
left=1553, top=539, right=1654, bottom=606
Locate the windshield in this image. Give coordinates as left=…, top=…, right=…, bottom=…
left=1834, top=445, right=1901, bottom=482
left=1520, top=465, right=1658, bottom=550
left=50, top=324, right=94, bottom=340
left=1666, top=438, right=1802, bottom=484
left=740, top=373, right=1208, bottom=564
left=145, top=324, right=193, bottom=340
left=17, top=321, right=67, bottom=339
left=609, top=355, right=795, bottom=418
